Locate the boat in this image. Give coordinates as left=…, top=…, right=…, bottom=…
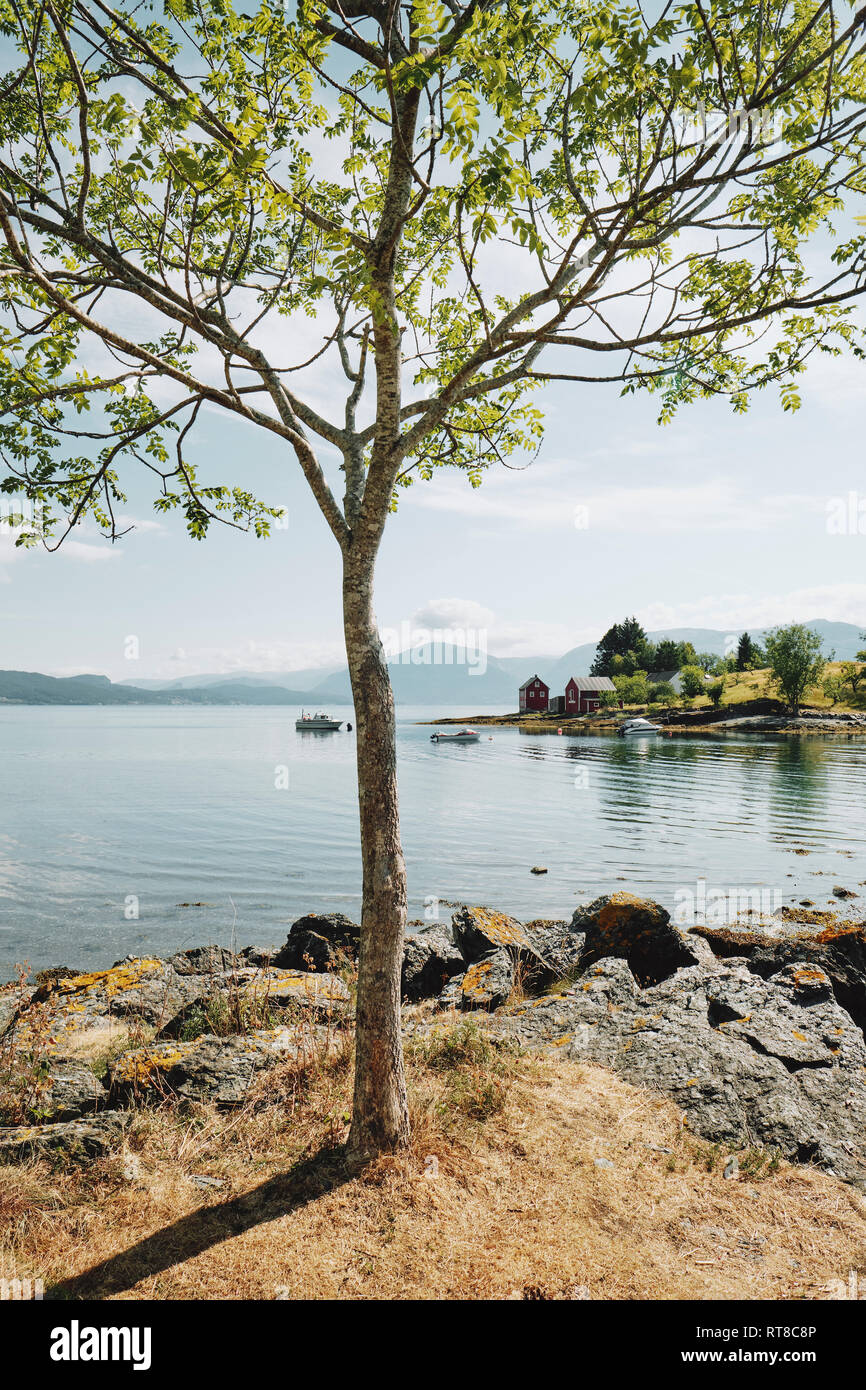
left=430, top=728, right=480, bottom=743
left=618, top=717, right=663, bottom=736
left=295, top=711, right=343, bottom=731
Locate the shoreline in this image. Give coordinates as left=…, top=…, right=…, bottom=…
left=423, top=703, right=866, bottom=735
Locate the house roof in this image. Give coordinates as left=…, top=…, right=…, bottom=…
left=566, top=676, right=616, bottom=692
left=649, top=668, right=709, bottom=693
left=518, top=674, right=549, bottom=691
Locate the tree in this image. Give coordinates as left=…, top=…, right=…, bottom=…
left=648, top=679, right=677, bottom=706
left=590, top=618, right=648, bottom=676
left=653, top=639, right=681, bottom=671
left=839, top=661, right=866, bottom=698
left=765, top=625, right=826, bottom=714
left=707, top=678, right=726, bottom=708
left=680, top=665, right=706, bottom=699
left=736, top=632, right=766, bottom=670
left=696, top=651, right=722, bottom=675
left=822, top=673, right=844, bottom=705
left=614, top=671, right=649, bottom=706
left=2, top=0, right=866, bottom=1157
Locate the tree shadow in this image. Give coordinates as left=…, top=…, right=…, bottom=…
left=48, top=1146, right=355, bottom=1300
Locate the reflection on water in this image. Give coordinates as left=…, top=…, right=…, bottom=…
left=0, top=706, right=864, bottom=976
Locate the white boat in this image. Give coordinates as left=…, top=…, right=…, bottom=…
left=430, top=728, right=480, bottom=743
left=618, top=717, right=663, bottom=736
left=295, top=711, right=343, bottom=731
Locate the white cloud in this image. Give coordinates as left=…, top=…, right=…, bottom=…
left=411, top=597, right=495, bottom=630
left=60, top=541, right=119, bottom=563
left=402, top=470, right=825, bottom=535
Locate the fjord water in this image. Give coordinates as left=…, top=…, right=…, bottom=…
left=1, top=705, right=864, bottom=978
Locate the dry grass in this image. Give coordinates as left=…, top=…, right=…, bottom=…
left=677, top=663, right=865, bottom=714
left=1, top=1025, right=864, bottom=1301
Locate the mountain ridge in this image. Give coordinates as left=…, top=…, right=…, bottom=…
left=6, top=621, right=862, bottom=705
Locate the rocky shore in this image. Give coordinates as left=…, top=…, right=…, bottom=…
left=428, top=701, right=866, bottom=735
left=2, top=897, right=865, bottom=1189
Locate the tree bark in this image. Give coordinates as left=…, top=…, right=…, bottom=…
left=342, top=550, right=410, bottom=1161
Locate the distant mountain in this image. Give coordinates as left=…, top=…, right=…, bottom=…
left=8, top=620, right=861, bottom=708
left=121, top=665, right=343, bottom=692
left=0, top=671, right=336, bottom=706
left=311, top=646, right=517, bottom=705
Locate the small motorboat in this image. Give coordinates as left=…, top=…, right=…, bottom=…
left=295, top=711, right=343, bottom=731
left=618, top=717, right=663, bottom=736
left=430, top=728, right=480, bottom=743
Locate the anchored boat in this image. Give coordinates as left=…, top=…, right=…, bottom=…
left=618, top=716, right=663, bottom=736
left=295, top=711, right=343, bottom=732
left=430, top=728, right=480, bottom=743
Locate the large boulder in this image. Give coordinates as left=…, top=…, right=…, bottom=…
left=451, top=906, right=554, bottom=989
left=402, top=924, right=465, bottom=1001
left=574, top=893, right=703, bottom=986
left=167, top=945, right=239, bottom=977
left=693, top=922, right=866, bottom=1035
left=108, top=1028, right=330, bottom=1107
left=4, top=959, right=207, bottom=1057
left=489, top=956, right=866, bottom=1188
left=155, top=969, right=350, bottom=1039
left=273, top=913, right=360, bottom=972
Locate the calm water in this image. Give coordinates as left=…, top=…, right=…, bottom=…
left=0, top=705, right=864, bottom=978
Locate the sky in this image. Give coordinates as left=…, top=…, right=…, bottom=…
left=1, top=8, right=864, bottom=683
left=2, top=335, right=864, bottom=683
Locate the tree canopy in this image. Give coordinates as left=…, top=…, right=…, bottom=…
left=764, top=621, right=826, bottom=712
left=1, top=0, right=866, bottom=549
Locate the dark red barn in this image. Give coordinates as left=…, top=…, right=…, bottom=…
left=518, top=674, right=550, bottom=713
left=565, top=675, right=618, bottom=714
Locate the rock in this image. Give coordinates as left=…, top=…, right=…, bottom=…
left=573, top=893, right=704, bottom=986
left=189, top=1173, right=224, bottom=1190
left=723, top=1157, right=739, bottom=1179
left=402, top=924, right=465, bottom=1001
left=108, top=1028, right=329, bottom=1107
left=524, top=920, right=586, bottom=982
left=238, top=944, right=280, bottom=968
left=458, top=950, right=515, bottom=1011
left=167, top=945, right=239, bottom=976
left=694, top=922, right=866, bottom=1034
left=832, top=886, right=858, bottom=900
left=530, top=866, right=548, bottom=875
left=0, top=1111, right=130, bottom=1163
left=155, top=969, right=350, bottom=1039
left=273, top=913, right=360, bottom=972
left=487, top=957, right=866, bottom=1187
left=33, top=966, right=81, bottom=988
left=0, top=1055, right=105, bottom=1126
left=24, top=958, right=206, bottom=1039
left=436, top=973, right=466, bottom=1011
left=33, top=1059, right=107, bottom=1124
left=451, top=906, right=554, bottom=989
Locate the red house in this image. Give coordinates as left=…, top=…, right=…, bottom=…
left=518, top=674, right=549, bottom=713
left=565, top=675, right=619, bottom=714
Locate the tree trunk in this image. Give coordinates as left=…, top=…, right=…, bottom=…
left=342, top=552, right=410, bottom=1162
